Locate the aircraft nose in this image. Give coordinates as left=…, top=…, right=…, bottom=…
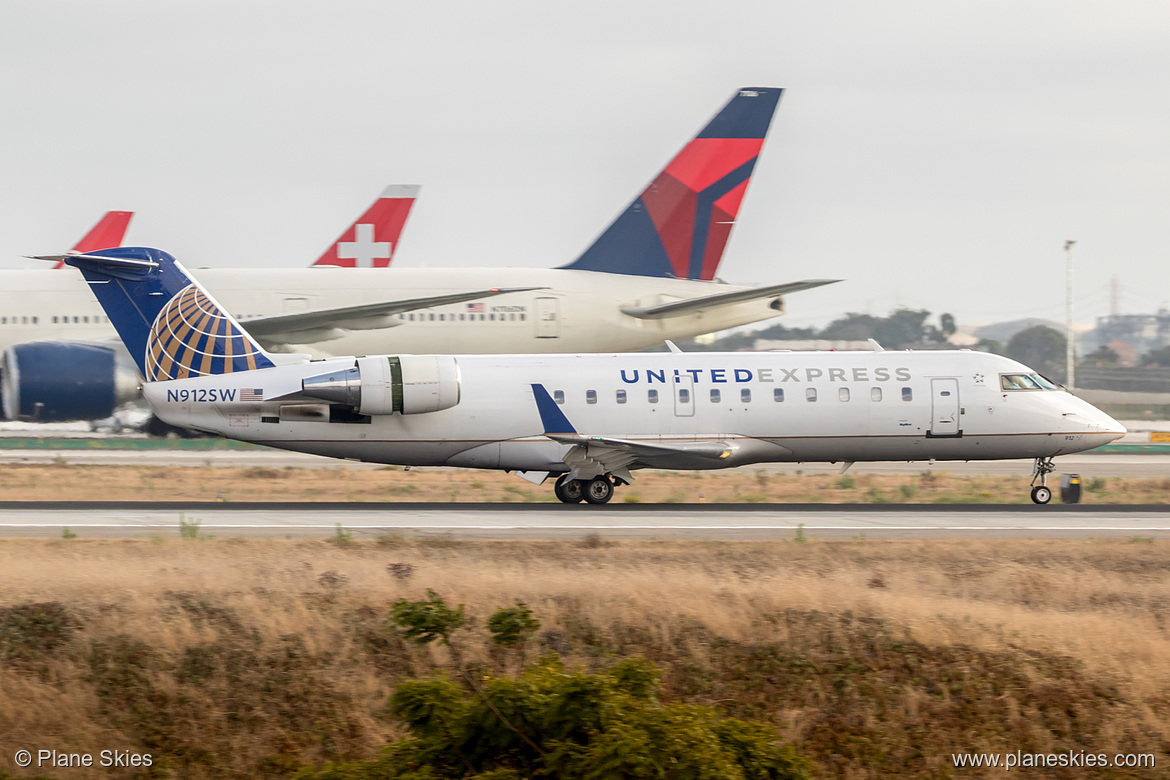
left=1063, top=404, right=1127, bottom=440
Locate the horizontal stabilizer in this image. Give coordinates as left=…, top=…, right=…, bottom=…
left=48, top=211, right=135, bottom=269
left=620, top=279, right=840, bottom=320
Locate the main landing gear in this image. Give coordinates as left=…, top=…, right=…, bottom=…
left=553, top=474, right=622, bottom=505
left=1029, top=456, right=1056, bottom=504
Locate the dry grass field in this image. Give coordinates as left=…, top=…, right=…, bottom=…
left=1, top=460, right=1169, bottom=503
left=1, top=536, right=1168, bottom=778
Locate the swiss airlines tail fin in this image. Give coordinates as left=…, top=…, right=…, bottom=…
left=50, top=211, right=135, bottom=269
left=46, top=247, right=275, bottom=380
left=561, top=88, right=782, bottom=281
left=313, top=185, right=420, bottom=267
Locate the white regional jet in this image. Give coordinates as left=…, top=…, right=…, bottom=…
left=2, top=87, right=833, bottom=423
left=53, top=247, right=1125, bottom=505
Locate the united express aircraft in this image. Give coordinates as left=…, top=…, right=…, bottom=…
left=2, top=88, right=832, bottom=423
left=55, top=247, right=1125, bottom=505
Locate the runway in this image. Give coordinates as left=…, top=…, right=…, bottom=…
left=2, top=447, right=1168, bottom=477
left=2, top=502, right=1168, bottom=539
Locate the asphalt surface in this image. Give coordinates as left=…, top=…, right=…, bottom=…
left=2, top=448, right=1168, bottom=477
left=2, top=502, right=1168, bottom=539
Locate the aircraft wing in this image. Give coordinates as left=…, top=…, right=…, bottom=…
left=531, top=383, right=735, bottom=482
left=241, top=286, right=547, bottom=344
left=620, top=279, right=840, bottom=320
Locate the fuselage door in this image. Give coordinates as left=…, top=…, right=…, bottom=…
left=535, top=297, right=560, bottom=338
left=674, top=373, right=695, bottom=417
left=929, top=377, right=960, bottom=437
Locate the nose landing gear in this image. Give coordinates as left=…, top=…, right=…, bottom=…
left=1030, top=457, right=1056, bottom=504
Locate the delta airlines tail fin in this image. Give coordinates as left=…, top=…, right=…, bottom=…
left=49, top=211, right=135, bottom=268
left=561, top=88, right=782, bottom=281
left=44, top=247, right=275, bottom=379
left=313, top=185, right=420, bottom=268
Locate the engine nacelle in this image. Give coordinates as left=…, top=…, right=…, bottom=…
left=300, top=355, right=460, bottom=415
left=1, top=341, right=140, bottom=421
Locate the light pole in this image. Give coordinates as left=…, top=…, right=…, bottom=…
left=1064, top=240, right=1076, bottom=390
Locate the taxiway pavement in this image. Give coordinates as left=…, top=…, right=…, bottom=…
left=1, top=502, right=1167, bottom=540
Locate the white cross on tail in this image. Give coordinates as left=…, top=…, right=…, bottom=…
left=337, top=223, right=392, bottom=267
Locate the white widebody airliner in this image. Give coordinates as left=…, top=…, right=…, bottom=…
left=57, top=247, right=1125, bottom=505
left=2, top=87, right=832, bottom=423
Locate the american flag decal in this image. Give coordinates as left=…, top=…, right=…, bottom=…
left=240, top=388, right=263, bottom=402
left=467, top=302, right=484, bottom=313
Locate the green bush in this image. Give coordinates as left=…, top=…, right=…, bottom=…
left=296, top=654, right=811, bottom=780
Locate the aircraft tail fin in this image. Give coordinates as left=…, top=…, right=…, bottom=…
left=48, top=247, right=275, bottom=379
left=50, top=211, right=135, bottom=268
left=313, top=185, right=420, bottom=267
left=561, top=88, right=782, bottom=280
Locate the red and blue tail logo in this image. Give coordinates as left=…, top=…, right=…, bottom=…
left=563, top=87, right=782, bottom=281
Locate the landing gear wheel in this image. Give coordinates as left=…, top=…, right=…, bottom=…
left=583, top=477, right=614, bottom=505
left=1030, top=485, right=1052, bottom=505
left=554, top=477, right=584, bottom=504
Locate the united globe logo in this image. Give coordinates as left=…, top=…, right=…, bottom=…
left=146, top=285, right=267, bottom=380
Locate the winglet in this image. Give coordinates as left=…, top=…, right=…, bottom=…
left=531, top=383, right=577, bottom=435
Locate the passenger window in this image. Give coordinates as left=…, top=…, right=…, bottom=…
left=82, top=316, right=88, bottom=323
left=554, top=390, right=565, bottom=404
left=710, top=389, right=721, bottom=403
left=871, top=387, right=882, bottom=401
left=806, top=388, right=817, bottom=402
left=409, top=313, right=415, bottom=321
left=839, top=387, right=850, bottom=401
left=52, top=316, right=58, bottom=324
left=741, top=388, right=751, bottom=403
left=586, top=390, right=597, bottom=404
left=774, top=388, right=784, bottom=402
left=679, top=388, right=690, bottom=404
left=459, top=313, right=465, bottom=321
left=520, top=314, right=526, bottom=321
left=648, top=389, right=659, bottom=404
left=32, top=316, right=38, bottom=324
left=616, top=389, right=627, bottom=404
left=490, top=314, right=495, bottom=321
left=902, top=387, right=913, bottom=401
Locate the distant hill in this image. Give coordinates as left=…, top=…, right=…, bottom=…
left=973, top=318, right=1066, bottom=343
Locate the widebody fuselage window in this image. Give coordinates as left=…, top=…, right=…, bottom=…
left=553, top=390, right=565, bottom=404
left=586, top=390, right=597, bottom=404
left=741, top=388, right=751, bottom=403
left=648, top=389, right=659, bottom=404
left=616, top=389, right=627, bottom=404
left=710, top=389, right=721, bottom=403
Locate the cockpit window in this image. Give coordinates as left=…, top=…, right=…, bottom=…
left=1000, top=373, right=1057, bottom=391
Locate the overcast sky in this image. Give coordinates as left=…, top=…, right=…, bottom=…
left=1, top=1, right=1167, bottom=332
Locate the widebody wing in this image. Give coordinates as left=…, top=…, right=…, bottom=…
left=621, top=279, right=839, bottom=320
left=241, top=286, right=547, bottom=345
